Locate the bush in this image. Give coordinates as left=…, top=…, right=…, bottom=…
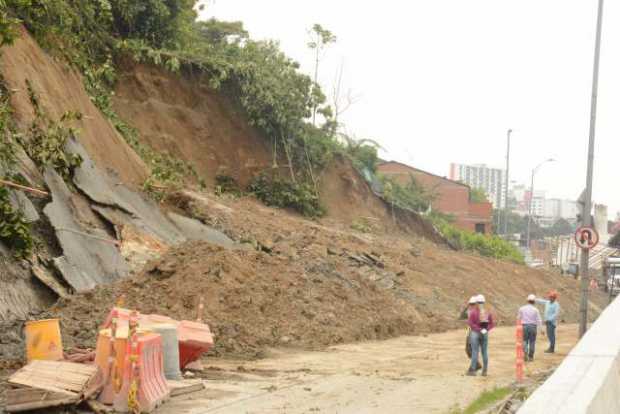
left=380, top=174, right=433, bottom=213
left=0, top=186, right=33, bottom=258
left=215, top=173, right=241, bottom=196
left=433, top=217, right=524, bottom=264
left=248, top=174, right=325, bottom=218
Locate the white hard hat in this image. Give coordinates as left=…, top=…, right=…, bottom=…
left=476, top=294, right=486, bottom=304
left=527, top=294, right=536, bottom=301
left=468, top=296, right=477, bottom=304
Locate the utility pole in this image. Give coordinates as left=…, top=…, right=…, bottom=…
left=525, top=159, right=555, bottom=253
left=579, top=0, right=605, bottom=338
left=503, top=129, right=512, bottom=236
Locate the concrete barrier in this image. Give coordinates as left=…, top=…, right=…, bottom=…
left=518, top=296, right=620, bottom=413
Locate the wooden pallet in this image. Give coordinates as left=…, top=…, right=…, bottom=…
left=6, top=360, right=102, bottom=412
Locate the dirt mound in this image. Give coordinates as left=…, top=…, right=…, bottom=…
left=0, top=27, right=147, bottom=186
left=48, top=191, right=606, bottom=360
left=52, top=242, right=424, bottom=359
left=112, top=61, right=272, bottom=187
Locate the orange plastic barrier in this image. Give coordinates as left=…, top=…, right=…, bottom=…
left=95, top=316, right=129, bottom=405
left=113, top=317, right=169, bottom=413
left=177, top=320, right=214, bottom=369
left=516, top=319, right=524, bottom=383
left=24, top=319, right=63, bottom=362
left=102, top=308, right=175, bottom=330
left=102, top=308, right=215, bottom=371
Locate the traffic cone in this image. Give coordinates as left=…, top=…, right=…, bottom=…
left=516, top=319, right=524, bottom=383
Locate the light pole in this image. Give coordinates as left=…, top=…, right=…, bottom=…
left=580, top=0, right=605, bottom=338
left=525, top=158, right=555, bottom=253
left=502, top=129, right=512, bottom=236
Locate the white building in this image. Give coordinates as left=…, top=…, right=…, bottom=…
left=540, top=198, right=578, bottom=227
left=449, top=163, right=506, bottom=208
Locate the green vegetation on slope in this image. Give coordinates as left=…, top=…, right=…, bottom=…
left=0, top=1, right=379, bottom=216
left=376, top=174, right=524, bottom=263
left=0, top=78, right=33, bottom=258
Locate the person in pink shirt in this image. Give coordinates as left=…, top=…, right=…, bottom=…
left=466, top=295, right=495, bottom=376
left=518, top=294, right=542, bottom=361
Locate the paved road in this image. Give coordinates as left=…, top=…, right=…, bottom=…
left=159, top=325, right=579, bottom=414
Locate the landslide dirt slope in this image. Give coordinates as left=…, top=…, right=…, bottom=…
left=112, top=61, right=272, bottom=188
left=0, top=27, right=148, bottom=186
left=52, top=192, right=607, bottom=360
left=112, top=63, right=435, bottom=235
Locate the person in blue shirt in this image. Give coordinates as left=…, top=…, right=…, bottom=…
left=536, top=291, right=560, bottom=353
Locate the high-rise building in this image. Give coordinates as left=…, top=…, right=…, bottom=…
left=449, top=163, right=506, bottom=208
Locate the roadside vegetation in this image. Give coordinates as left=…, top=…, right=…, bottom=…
left=448, top=386, right=513, bottom=414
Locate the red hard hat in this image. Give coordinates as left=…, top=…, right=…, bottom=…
left=548, top=290, right=558, bottom=299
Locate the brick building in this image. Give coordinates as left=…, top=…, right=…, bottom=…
left=376, top=161, right=493, bottom=234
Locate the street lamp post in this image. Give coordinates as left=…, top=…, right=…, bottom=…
left=502, top=129, right=512, bottom=236
left=525, top=159, right=555, bottom=254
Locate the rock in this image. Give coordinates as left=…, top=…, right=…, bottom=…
left=280, top=336, right=292, bottom=344
left=258, top=239, right=274, bottom=253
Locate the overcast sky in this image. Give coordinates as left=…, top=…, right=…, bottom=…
left=201, top=1, right=620, bottom=217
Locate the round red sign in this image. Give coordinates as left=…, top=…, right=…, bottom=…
left=574, top=226, right=599, bottom=250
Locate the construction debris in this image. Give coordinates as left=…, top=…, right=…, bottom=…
left=6, top=360, right=102, bottom=412
left=0, top=178, right=49, bottom=197
left=43, top=168, right=129, bottom=292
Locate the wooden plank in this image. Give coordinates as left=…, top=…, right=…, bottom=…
left=9, top=360, right=99, bottom=395
left=10, top=370, right=88, bottom=391
left=167, top=379, right=205, bottom=397
left=5, top=387, right=78, bottom=412
left=28, top=359, right=98, bottom=375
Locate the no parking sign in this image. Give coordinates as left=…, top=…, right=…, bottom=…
left=575, top=226, right=599, bottom=250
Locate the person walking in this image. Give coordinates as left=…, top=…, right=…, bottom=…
left=466, top=295, right=495, bottom=377
left=459, top=296, right=481, bottom=371
left=536, top=291, right=560, bottom=353
left=518, top=294, right=542, bottom=362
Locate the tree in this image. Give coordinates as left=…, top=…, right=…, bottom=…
left=492, top=210, right=573, bottom=241
left=307, top=23, right=336, bottom=126
left=109, top=0, right=198, bottom=49
left=193, top=18, right=248, bottom=45
left=330, top=61, right=361, bottom=137
left=547, top=218, right=575, bottom=237
left=470, top=188, right=488, bottom=203
left=341, top=134, right=382, bottom=173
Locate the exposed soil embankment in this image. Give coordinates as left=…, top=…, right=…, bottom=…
left=113, top=61, right=272, bottom=188
left=0, top=27, right=147, bottom=186
left=112, top=63, right=437, bottom=239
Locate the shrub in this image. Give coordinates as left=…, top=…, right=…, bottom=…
left=248, top=174, right=325, bottom=218
left=215, top=173, right=241, bottom=196
left=433, top=217, right=524, bottom=264
left=0, top=185, right=33, bottom=258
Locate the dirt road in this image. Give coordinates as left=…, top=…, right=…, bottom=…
left=160, top=325, right=579, bottom=414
